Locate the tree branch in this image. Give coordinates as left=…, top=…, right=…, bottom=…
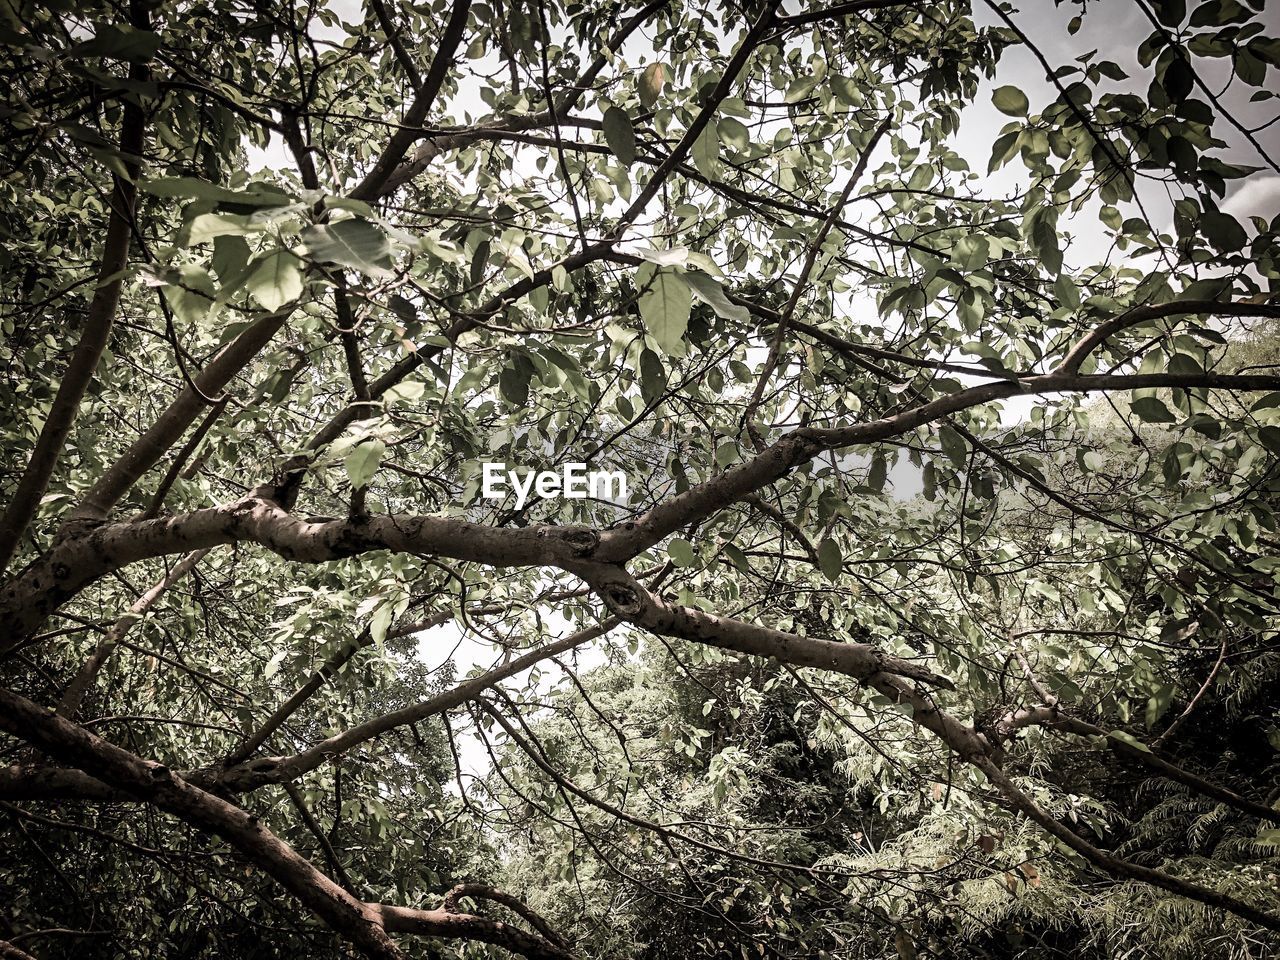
left=0, top=685, right=573, bottom=959
left=0, top=1, right=151, bottom=572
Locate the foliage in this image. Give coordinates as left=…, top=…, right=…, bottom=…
left=1, top=0, right=1279, bottom=958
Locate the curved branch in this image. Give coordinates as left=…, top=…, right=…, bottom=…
left=213, top=617, right=617, bottom=792
left=866, top=672, right=1280, bottom=933
left=0, top=764, right=123, bottom=803
left=593, top=367, right=1280, bottom=560
left=0, top=7, right=150, bottom=572
left=0, top=685, right=572, bottom=960
left=0, top=685, right=404, bottom=960
left=349, top=0, right=473, bottom=201
left=0, top=939, right=38, bottom=960
left=7, top=364, right=1280, bottom=646
left=1056, top=299, right=1280, bottom=375
left=578, top=563, right=951, bottom=688
left=992, top=703, right=1280, bottom=826
left=441, top=883, right=568, bottom=949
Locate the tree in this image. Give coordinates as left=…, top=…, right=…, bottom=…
left=1, top=0, right=1279, bottom=956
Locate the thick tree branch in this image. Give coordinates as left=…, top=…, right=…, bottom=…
left=593, top=368, right=1280, bottom=560
left=0, top=764, right=123, bottom=803
left=0, top=4, right=150, bottom=572
left=7, top=365, right=1280, bottom=645
left=349, top=0, right=473, bottom=201
left=0, top=686, right=573, bottom=959
left=69, top=309, right=292, bottom=524
left=991, top=702, right=1280, bottom=826
left=0, top=685, right=405, bottom=960
left=0, top=939, right=38, bottom=960
left=577, top=563, right=951, bottom=688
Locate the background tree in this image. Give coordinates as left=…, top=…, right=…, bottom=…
left=2, top=0, right=1280, bottom=957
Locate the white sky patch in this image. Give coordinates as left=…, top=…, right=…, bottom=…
left=416, top=605, right=618, bottom=780
left=1222, top=174, right=1280, bottom=221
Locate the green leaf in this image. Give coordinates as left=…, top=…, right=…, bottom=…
left=1163, top=54, right=1194, bottom=103
left=867, top=454, right=887, bottom=492
left=785, top=75, right=818, bottom=104
left=246, top=250, right=304, bottom=311
left=1259, top=425, right=1280, bottom=455
left=1189, top=0, right=1247, bottom=28
left=1107, top=730, right=1152, bottom=754
left=384, top=381, right=426, bottom=403
left=1054, top=273, right=1081, bottom=310
left=938, top=424, right=968, bottom=469
left=369, top=599, right=395, bottom=646
left=1201, top=210, right=1247, bottom=252
left=722, top=543, right=750, bottom=572
left=992, top=85, right=1029, bottom=116
left=637, top=265, right=691, bottom=354
left=958, top=290, right=984, bottom=332
left=952, top=235, right=988, bottom=270
left=685, top=271, right=749, bottom=323
left=263, top=649, right=287, bottom=680
left=162, top=265, right=216, bottom=327
left=1029, top=212, right=1063, bottom=275
left=638, top=348, right=666, bottom=406
left=74, top=24, right=162, bottom=61
left=301, top=219, right=392, bottom=276
left=817, top=537, right=843, bottom=581
left=1146, top=685, right=1175, bottom=728
left=831, top=74, right=864, bottom=106
left=601, top=106, right=637, bottom=166
left=345, top=438, right=385, bottom=489
left=144, top=177, right=292, bottom=209
left=636, top=247, right=689, bottom=267
left=1131, top=396, right=1177, bottom=423
left=212, top=234, right=252, bottom=286
left=987, top=131, right=1020, bottom=173
left=692, top=123, right=719, bottom=178
left=499, top=353, right=535, bottom=406
left=718, top=116, right=750, bottom=153
left=668, top=537, right=697, bottom=567
left=187, top=212, right=257, bottom=246
left=1154, top=0, right=1186, bottom=26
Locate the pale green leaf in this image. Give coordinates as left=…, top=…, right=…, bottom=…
left=992, top=85, right=1029, bottom=116
left=345, top=438, right=386, bottom=490
left=246, top=250, right=304, bottom=311
left=637, top=265, right=691, bottom=354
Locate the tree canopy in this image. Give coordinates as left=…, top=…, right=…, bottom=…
left=2, top=0, right=1280, bottom=957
